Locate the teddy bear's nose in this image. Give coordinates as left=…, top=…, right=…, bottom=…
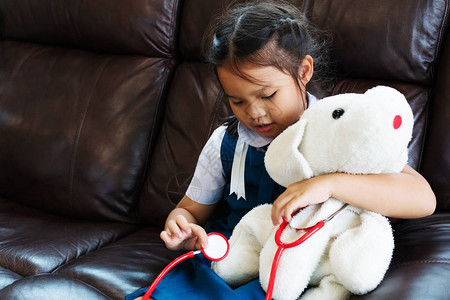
left=393, top=115, right=402, bottom=129
left=332, top=108, right=345, bottom=119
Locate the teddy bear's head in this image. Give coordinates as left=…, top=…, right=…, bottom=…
left=265, top=86, right=414, bottom=187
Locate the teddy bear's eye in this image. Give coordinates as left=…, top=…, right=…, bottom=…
left=332, top=108, right=345, bottom=119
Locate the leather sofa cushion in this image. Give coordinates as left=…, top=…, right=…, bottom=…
left=0, top=267, right=22, bottom=291
left=351, top=213, right=450, bottom=300
left=55, top=227, right=183, bottom=299
left=0, top=275, right=111, bottom=299
left=0, top=198, right=138, bottom=276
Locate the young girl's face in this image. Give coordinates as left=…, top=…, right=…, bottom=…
left=217, top=57, right=313, bottom=138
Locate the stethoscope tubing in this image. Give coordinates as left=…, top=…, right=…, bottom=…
left=265, top=204, right=348, bottom=300
left=142, top=250, right=200, bottom=300
left=141, top=232, right=229, bottom=300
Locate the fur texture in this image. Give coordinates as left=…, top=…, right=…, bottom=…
left=212, top=86, right=414, bottom=300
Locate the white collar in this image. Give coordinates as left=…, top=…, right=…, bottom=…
left=237, top=123, right=273, bottom=148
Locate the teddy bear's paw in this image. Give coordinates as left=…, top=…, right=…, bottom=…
left=299, top=275, right=351, bottom=300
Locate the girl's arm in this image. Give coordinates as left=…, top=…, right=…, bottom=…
left=160, top=125, right=226, bottom=250
left=160, top=195, right=218, bottom=250
left=271, top=164, right=436, bottom=225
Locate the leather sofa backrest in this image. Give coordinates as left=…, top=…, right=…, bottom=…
left=1, top=0, right=448, bottom=227
left=0, top=0, right=178, bottom=57
left=0, top=0, right=181, bottom=221
left=421, top=23, right=450, bottom=212
left=309, top=0, right=449, bottom=211
left=138, top=0, right=235, bottom=226
left=139, top=0, right=450, bottom=226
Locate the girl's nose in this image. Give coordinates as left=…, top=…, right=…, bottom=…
left=246, top=100, right=267, bottom=119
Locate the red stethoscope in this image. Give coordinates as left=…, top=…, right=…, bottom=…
left=141, top=205, right=347, bottom=300
left=265, top=204, right=349, bottom=300
left=142, top=232, right=230, bottom=300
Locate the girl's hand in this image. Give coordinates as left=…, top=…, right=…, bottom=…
left=271, top=175, right=332, bottom=225
left=160, top=215, right=209, bottom=251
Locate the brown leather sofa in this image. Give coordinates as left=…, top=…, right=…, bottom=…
left=0, top=0, right=449, bottom=299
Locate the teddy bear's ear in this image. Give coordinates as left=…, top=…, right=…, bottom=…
left=265, top=118, right=314, bottom=187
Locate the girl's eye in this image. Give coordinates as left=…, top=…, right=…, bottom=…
left=230, top=100, right=243, bottom=105
left=230, top=99, right=243, bottom=105
left=262, top=91, right=277, bottom=100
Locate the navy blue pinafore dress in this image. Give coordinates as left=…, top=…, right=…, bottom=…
left=125, top=130, right=285, bottom=300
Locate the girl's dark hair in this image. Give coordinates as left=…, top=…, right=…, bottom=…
left=203, top=0, right=330, bottom=90
left=202, top=0, right=332, bottom=137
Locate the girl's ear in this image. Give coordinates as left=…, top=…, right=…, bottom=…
left=299, top=55, right=314, bottom=85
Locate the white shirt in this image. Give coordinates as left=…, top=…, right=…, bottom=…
left=186, top=93, right=318, bottom=204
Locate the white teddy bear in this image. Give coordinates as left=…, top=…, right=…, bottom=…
left=212, top=86, right=414, bottom=300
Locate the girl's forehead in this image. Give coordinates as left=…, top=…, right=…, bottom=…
left=217, top=63, right=294, bottom=87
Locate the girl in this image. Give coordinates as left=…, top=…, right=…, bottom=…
left=127, top=1, right=436, bottom=299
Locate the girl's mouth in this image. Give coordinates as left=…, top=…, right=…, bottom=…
left=254, top=123, right=274, bottom=133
